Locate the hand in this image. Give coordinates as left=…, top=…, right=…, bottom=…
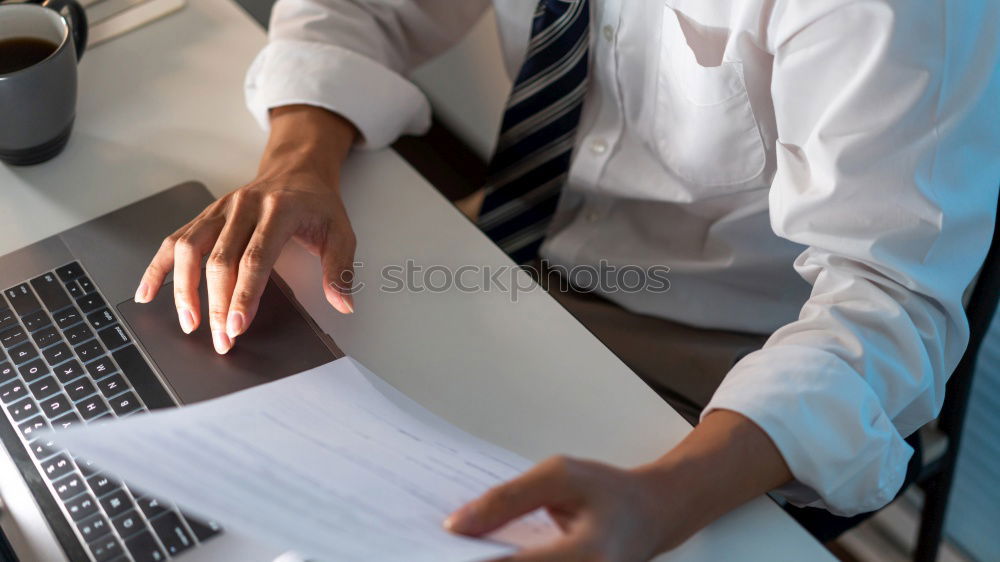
left=445, top=456, right=672, bottom=561
left=445, top=411, right=793, bottom=561
left=134, top=106, right=359, bottom=354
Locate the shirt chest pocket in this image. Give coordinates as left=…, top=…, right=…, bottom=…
left=653, top=6, right=765, bottom=190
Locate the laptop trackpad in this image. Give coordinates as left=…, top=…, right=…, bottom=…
left=116, top=277, right=336, bottom=405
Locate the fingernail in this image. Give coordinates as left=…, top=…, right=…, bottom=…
left=341, top=293, right=355, bottom=314
left=212, top=330, right=233, bottom=355
left=443, top=507, right=473, bottom=533
left=178, top=309, right=196, bottom=334
left=328, top=282, right=356, bottom=314
left=134, top=283, right=148, bottom=303
left=226, top=311, right=245, bottom=339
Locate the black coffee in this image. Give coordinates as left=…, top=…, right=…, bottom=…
left=0, top=37, right=58, bottom=75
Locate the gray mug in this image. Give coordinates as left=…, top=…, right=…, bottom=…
left=0, top=0, right=88, bottom=166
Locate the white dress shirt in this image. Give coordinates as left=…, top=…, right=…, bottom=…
left=245, top=0, right=1000, bottom=516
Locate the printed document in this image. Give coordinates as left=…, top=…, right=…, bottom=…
left=49, top=357, right=559, bottom=561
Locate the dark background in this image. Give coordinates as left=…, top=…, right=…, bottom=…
left=234, top=0, right=272, bottom=27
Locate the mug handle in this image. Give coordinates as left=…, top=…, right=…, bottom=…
left=35, top=0, right=89, bottom=61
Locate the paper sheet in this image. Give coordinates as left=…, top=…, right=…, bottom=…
left=49, top=357, right=559, bottom=561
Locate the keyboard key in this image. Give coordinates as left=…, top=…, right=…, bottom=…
left=88, top=535, right=122, bottom=562
left=64, top=322, right=93, bottom=346
left=21, top=310, right=49, bottom=332
left=109, top=391, right=141, bottom=416
left=0, top=361, right=13, bottom=383
left=28, top=437, right=57, bottom=460
left=54, top=359, right=86, bottom=383
left=98, top=324, right=131, bottom=350
left=0, top=380, right=29, bottom=403
left=87, top=308, right=116, bottom=330
left=42, top=342, right=72, bottom=366
left=6, top=397, right=39, bottom=422
left=0, top=308, right=16, bottom=331
left=0, top=327, right=27, bottom=349
left=77, top=395, right=110, bottom=421
left=125, top=529, right=167, bottom=562
left=28, top=375, right=59, bottom=400
left=113, top=345, right=175, bottom=410
left=39, top=392, right=72, bottom=418
left=56, top=262, right=85, bottom=282
left=149, top=511, right=194, bottom=556
left=75, top=456, right=99, bottom=478
left=76, top=293, right=106, bottom=314
left=87, top=357, right=116, bottom=380
left=99, top=488, right=134, bottom=519
left=65, top=281, right=83, bottom=299
left=112, top=509, right=145, bottom=539
left=18, top=358, right=48, bottom=382
left=97, top=374, right=128, bottom=398
left=76, top=513, right=112, bottom=544
left=137, top=496, right=168, bottom=519
left=87, top=473, right=120, bottom=498
left=4, top=284, right=41, bottom=316
left=52, top=471, right=87, bottom=500
left=51, top=411, right=82, bottom=430
left=74, top=340, right=103, bottom=362
left=54, top=306, right=82, bottom=329
left=183, top=515, right=222, bottom=541
left=78, top=276, right=96, bottom=294
left=30, top=273, right=72, bottom=311
left=18, top=416, right=47, bottom=439
left=40, top=452, right=74, bottom=481
left=32, top=325, right=61, bottom=348
left=65, top=377, right=97, bottom=401
left=7, top=341, right=37, bottom=364
left=66, top=492, right=100, bottom=521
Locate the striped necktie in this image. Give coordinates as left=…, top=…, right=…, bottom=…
left=478, top=0, right=590, bottom=264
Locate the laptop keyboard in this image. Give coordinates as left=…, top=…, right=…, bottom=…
left=0, top=262, right=222, bottom=561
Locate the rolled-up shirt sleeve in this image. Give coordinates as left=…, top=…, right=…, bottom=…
left=703, top=1, right=1000, bottom=515
left=244, top=0, right=489, bottom=148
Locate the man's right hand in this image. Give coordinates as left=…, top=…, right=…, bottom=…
left=134, top=105, right=359, bottom=355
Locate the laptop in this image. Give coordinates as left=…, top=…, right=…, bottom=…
left=0, top=182, right=342, bottom=561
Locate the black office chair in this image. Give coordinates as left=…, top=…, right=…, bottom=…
left=913, top=190, right=1000, bottom=562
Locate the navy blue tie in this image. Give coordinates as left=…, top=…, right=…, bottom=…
left=478, top=0, right=591, bottom=264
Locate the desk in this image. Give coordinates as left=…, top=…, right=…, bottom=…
left=0, top=0, right=832, bottom=560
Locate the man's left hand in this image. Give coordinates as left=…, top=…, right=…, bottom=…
left=444, top=455, right=679, bottom=561
left=444, top=410, right=793, bottom=562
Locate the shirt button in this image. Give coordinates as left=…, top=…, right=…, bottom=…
left=589, top=139, right=608, bottom=154
left=602, top=25, right=615, bottom=42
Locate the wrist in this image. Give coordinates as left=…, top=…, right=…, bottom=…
left=629, top=410, right=792, bottom=552
left=629, top=454, right=704, bottom=552
left=258, top=105, right=359, bottom=186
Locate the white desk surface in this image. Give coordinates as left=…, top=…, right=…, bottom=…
left=0, top=0, right=831, bottom=560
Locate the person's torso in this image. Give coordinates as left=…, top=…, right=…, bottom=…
left=491, top=0, right=810, bottom=333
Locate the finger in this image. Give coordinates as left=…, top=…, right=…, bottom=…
left=205, top=208, right=257, bottom=354
left=172, top=219, right=223, bottom=334
left=320, top=227, right=357, bottom=314
left=135, top=227, right=185, bottom=303
left=446, top=456, right=579, bottom=537
left=227, top=212, right=296, bottom=340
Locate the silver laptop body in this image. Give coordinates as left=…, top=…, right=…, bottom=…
left=0, top=181, right=341, bottom=561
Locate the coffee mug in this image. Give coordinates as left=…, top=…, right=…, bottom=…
left=0, top=0, right=88, bottom=166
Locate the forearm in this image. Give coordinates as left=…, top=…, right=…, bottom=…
left=247, top=1, right=486, bottom=151
left=635, top=410, right=792, bottom=552
left=259, top=105, right=358, bottom=185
